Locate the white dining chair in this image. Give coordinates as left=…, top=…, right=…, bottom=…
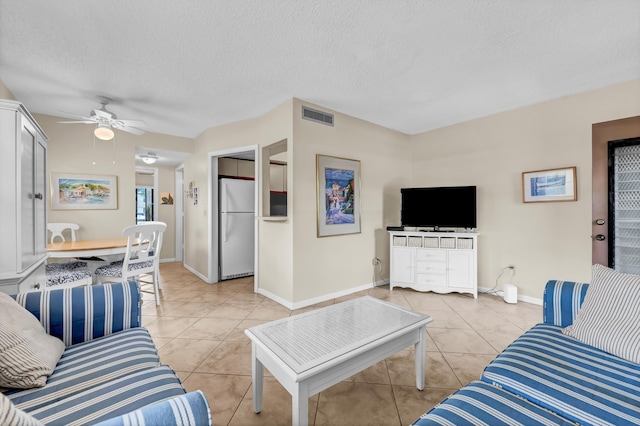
left=46, top=222, right=88, bottom=271
left=48, top=222, right=80, bottom=243
left=94, top=221, right=166, bottom=305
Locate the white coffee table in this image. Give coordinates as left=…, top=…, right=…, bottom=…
left=244, top=296, right=432, bottom=426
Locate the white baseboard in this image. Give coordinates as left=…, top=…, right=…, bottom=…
left=477, top=286, right=542, bottom=306
left=258, top=281, right=379, bottom=310
left=182, top=263, right=210, bottom=283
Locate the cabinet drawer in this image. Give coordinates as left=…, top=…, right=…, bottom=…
left=416, top=261, right=446, bottom=274
left=19, top=262, right=46, bottom=293
left=416, top=274, right=447, bottom=287
left=416, top=249, right=446, bottom=262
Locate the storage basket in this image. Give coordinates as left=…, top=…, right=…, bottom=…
left=440, top=237, right=456, bottom=249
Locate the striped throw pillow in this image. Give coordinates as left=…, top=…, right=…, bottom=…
left=0, top=292, right=65, bottom=389
left=562, top=264, right=640, bottom=364
left=0, top=393, right=43, bottom=426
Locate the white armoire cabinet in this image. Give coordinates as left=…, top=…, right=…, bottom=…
left=0, top=100, right=48, bottom=295
left=389, top=231, right=478, bottom=298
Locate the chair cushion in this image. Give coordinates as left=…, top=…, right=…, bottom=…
left=412, top=381, right=572, bottom=425
left=4, top=328, right=161, bottom=412
left=95, top=260, right=154, bottom=278
left=482, top=323, right=640, bottom=425
left=22, top=365, right=185, bottom=425
left=45, top=270, right=92, bottom=287
left=0, top=293, right=65, bottom=389
left=45, top=261, right=87, bottom=272
left=562, top=264, right=640, bottom=364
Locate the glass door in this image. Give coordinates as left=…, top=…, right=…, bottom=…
left=136, top=187, right=154, bottom=224
left=609, top=138, right=640, bottom=274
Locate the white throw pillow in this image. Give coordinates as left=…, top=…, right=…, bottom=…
left=0, top=292, right=65, bottom=388
left=562, top=264, right=640, bottom=364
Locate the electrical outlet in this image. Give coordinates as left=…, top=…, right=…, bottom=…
left=372, top=257, right=381, bottom=265
left=506, top=265, right=515, bottom=276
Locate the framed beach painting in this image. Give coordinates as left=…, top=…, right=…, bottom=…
left=51, top=173, right=118, bottom=210
left=522, top=166, right=577, bottom=203
left=316, top=154, right=361, bottom=237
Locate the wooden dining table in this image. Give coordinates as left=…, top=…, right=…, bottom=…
left=47, top=238, right=134, bottom=258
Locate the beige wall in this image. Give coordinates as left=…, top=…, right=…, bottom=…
left=6, top=75, right=640, bottom=305
left=34, top=113, right=193, bottom=260
left=409, top=79, right=640, bottom=299
left=156, top=165, right=177, bottom=260
left=0, top=80, right=15, bottom=100
left=187, top=98, right=410, bottom=305
left=186, top=100, right=294, bottom=298
left=291, top=99, right=410, bottom=303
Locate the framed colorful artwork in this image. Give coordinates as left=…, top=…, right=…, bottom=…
left=316, top=154, right=361, bottom=237
left=50, top=173, right=118, bottom=210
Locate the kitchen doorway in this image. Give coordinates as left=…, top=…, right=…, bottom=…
left=208, top=145, right=259, bottom=293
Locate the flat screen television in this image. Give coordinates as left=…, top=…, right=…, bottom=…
left=401, top=186, right=477, bottom=229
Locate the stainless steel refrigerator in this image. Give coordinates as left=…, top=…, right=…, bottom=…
left=219, top=178, right=255, bottom=279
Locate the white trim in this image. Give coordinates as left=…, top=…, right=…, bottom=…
left=183, top=262, right=209, bottom=283
left=135, top=166, right=159, bottom=221
left=477, top=286, right=543, bottom=306
left=258, top=281, right=377, bottom=310
left=175, top=166, right=184, bottom=262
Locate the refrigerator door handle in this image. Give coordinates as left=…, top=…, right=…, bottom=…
left=223, top=181, right=229, bottom=212
left=222, top=214, right=228, bottom=242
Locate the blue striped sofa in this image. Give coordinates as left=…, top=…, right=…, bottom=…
left=413, top=280, right=640, bottom=426
left=2, top=281, right=212, bottom=426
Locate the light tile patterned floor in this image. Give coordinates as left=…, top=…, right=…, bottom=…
left=143, top=262, right=542, bottom=426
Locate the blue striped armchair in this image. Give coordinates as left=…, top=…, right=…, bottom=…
left=2, top=281, right=212, bottom=426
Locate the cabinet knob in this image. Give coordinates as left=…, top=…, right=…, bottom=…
left=34, top=193, right=43, bottom=200
left=34, top=282, right=41, bottom=289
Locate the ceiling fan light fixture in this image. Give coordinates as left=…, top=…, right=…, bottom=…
left=94, top=123, right=115, bottom=140
left=140, top=153, right=158, bottom=164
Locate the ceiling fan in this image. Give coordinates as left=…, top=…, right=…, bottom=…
left=59, top=96, right=147, bottom=140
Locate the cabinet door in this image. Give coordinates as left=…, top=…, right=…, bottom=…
left=218, top=158, right=238, bottom=176
left=237, top=159, right=255, bottom=178
left=447, top=250, right=474, bottom=289
left=19, top=119, right=37, bottom=272
left=391, top=247, right=414, bottom=284
left=34, top=137, right=47, bottom=259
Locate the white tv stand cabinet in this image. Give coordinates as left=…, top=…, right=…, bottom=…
left=389, top=231, right=478, bottom=298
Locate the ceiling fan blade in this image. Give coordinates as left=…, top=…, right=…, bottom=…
left=59, top=111, right=95, bottom=121
left=92, top=109, right=113, bottom=120
left=116, top=119, right=147, bottom=129
left=112, top=122, right=146, bottom=135
left=57, top=120, right=96, bottom=124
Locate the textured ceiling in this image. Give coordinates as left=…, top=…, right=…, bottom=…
left=1, top=1, right=639, bottom=139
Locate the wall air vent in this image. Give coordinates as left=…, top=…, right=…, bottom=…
left=302, top=106, right=334, bottom=127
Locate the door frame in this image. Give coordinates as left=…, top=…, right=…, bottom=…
left=175, top=166, right=185, bottom=262
left=134, top=166, right=159, bottom=222
left=208, top=144, right=259, bottom=292
left=592, top=116, right=640, bottom=266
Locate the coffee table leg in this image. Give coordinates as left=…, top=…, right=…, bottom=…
left=252, top=343, right=264, bottom=413
left=292, top=384, right=309, bottom=426
left=415, top=326, right=426, bottom=390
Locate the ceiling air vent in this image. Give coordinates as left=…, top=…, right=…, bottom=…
left=302, top=106, right=334, bottom=127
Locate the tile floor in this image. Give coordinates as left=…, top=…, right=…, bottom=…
left=142, top=262, right=543, bottom=426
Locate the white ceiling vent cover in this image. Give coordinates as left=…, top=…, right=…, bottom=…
left=302, top=106, right=334, bottom=127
